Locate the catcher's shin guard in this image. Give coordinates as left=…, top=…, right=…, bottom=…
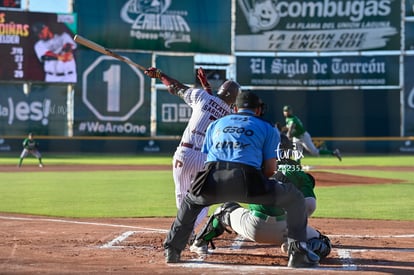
left=193, top=216, right=225, bottom=249
left=192, top=202, right=241, bottom=249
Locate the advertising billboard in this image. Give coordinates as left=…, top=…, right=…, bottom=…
left=0, top=0, right=21, bottom=9
left=74, top=0, right=231, bottom=54
left=235, top=0, right=401, bottom=52
left=0, top=84, right=68, bottom=135
left=0, top=10, right=77, bottom=83
left=236, top=55, right=399, bottom=87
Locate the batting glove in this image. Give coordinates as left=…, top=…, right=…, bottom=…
left=144, top=67, right=162, bottom=79
left=197, top=67, right=212, bottom=94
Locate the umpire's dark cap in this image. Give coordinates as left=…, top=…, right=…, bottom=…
left=236, top=91, right=261, bottom=109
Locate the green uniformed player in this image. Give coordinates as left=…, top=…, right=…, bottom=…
left=190, top=135, right=332, bottom=260
left=18, top=133, right=44, bottom=168
left=282, top=105, right=342, bottom=161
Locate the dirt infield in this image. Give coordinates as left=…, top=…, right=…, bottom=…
left=1, top=164, right=413, bottom=274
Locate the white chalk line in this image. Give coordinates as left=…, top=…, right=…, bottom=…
left=329, top=234, right=414, bottom=238
left=100, top=231, right=136, bottom=248
left=2, top=215, right=413, bottom=272
left=230, top=235, right=246, bottom=250
left=176, top=231, right=414, bottom=272
left=0, top=215, right=167, bottom=233
left=336, top=249, right=357, bottom=271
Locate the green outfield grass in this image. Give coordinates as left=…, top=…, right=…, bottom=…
left=0, top=154, right=413, bottom=220
left=0, top=153, right=173, bottom=165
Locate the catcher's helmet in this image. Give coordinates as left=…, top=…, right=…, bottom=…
left=305, top=172, right=316, bottom=188
left=279, top=134, right=293, bottom=150
left=217, top=80, right=241, bottom=104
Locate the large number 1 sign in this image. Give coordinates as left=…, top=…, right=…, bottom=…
left=103, top=64, right=121, bottom=112
left=82, top=56, right=144, bottom=121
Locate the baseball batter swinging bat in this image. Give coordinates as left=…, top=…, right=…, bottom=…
left=73, top=34, right=146, bottom=71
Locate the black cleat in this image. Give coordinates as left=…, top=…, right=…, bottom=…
left=287, top=241, right=320, bottom=268
left=165, top=247, right=181, bottom=263
left=333, top=149, right=342, bottom=161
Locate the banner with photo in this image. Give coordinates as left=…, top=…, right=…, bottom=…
left=74, top=0, right=231, bottom=54
left=0, top=10, right=77, bottom=83
left=0, top=0, right=21, bottom=9
left=235, top=0, right=400, bottom=52
left=236, top=55, right=399, bottom=87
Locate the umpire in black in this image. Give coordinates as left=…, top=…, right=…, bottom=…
left=163, top=91, right=320, bottom=268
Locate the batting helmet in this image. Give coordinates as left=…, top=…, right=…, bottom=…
left=217, top=80, right=241, bottom=105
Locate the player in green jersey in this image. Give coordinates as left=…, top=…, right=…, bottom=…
left=282, top=105, right=341, bottom=161
left=18, top=133, right=44, bottom=168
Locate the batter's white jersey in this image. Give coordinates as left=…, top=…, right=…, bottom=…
left=34, top=32, right=77, bottom=83
left=173, top=88, right=232, bottom=228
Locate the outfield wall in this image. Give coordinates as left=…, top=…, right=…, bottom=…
left=1, top=136, right=413, bottom=155
left=1, top=1, right=414, bottom=154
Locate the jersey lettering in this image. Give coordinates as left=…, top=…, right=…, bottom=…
left=223, top=126, right=254, bottom=136
left=202, top=99, right=230, bottom=118
left=230, top=116, right=249, bottom=121
left=215, top=141, right=250, bottom=149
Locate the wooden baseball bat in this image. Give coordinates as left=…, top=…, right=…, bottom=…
left=73, top=34, right=146, bottom=71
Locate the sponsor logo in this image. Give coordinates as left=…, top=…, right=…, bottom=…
left=144, top=140, right=160, bottom=152
left=0, top=138, right=11, bottom=152
left=120, top=0, right=191, bottom=47
left=276, top=140, right=304, bottom=161
left=238, top=0, right=392, bottom=33
left=0, top=97, right=51, bottom=125
left=78, top=121, right=147, bottom=134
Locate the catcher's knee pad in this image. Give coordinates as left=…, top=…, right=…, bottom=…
left=214, top=202, right=241, bottom=227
